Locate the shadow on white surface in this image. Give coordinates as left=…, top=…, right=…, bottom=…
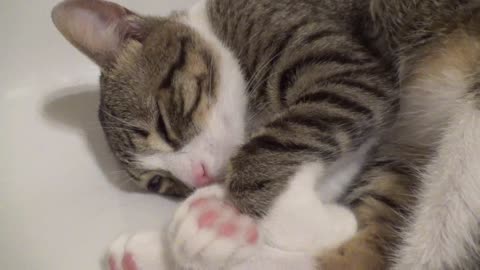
left=43, top=86, right=142, bottom=193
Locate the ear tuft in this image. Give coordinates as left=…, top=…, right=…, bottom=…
left=52, top=0, right=147, bottom=68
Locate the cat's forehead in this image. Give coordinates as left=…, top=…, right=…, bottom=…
left=102, top=20, right=210, bottom=88
left=98, top=17, right=218, bottom=139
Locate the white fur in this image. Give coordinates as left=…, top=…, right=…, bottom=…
left=108, top=174, right=355, bottom=270
left=108, top=232, right=175, bottom=270
left=392, top=104, right=480, bottom=269
left=319, top=138, right=376, bottom=202
left=389, top=67, right=469, bottom=149
left=137, top=0, right=248, bottom=188
left=260, top=163, right=357, bottom=254
left=108, top=229, right=316, bottom=270
left=108, top=1, right=371, bottom=269
left=109, top=143, right=367, bottom=270
left=168, top=185, right=258, bottom=270
left=389, top=59, right=480, bottom=268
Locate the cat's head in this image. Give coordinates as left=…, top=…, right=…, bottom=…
left=52, top=0, right=247, bottom=196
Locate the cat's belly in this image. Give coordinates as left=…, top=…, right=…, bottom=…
left=389, top=89, right=455, bottom=152
left=390, top=40, right=478, bottom=154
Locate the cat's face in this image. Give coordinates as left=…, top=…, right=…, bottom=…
left=52, top=0, right=247, bottom=196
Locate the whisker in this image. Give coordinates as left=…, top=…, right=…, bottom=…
left=100, top=109, right=145, bottom=130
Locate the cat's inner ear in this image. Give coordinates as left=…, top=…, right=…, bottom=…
left=52, top=0, right=148, bottom=68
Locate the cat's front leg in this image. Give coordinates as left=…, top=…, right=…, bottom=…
left=167, top=175, right=356, bottom=270
left=105, top=185, right=260, bottom=270
left=225, top=108, right=379, bottom=218
left=168, top=185, right=261, bottom=270
left=170, top=164, right=359, bottom=269
left=107, top=232, right=174, bottom=270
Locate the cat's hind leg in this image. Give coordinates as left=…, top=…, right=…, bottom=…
left=318, top=157, right=415, bottom=270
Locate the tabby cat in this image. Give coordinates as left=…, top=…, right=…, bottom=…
left=52, top=0, right=480, bottom=269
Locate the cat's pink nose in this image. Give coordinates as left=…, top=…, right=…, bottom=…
left=193, top=163, right=214, bottom=187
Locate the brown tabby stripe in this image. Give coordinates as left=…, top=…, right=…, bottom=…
left=326, top=78, right=388, bottom=99
left=159, top=38, right=188, bottom=89
left=255, top=27, right=348, bottom=101
left=122, top=131, right=136, bottom=150
left=244, top=135, right=318, bottom=153
left=278, top=51, right=372, bottom=104
left=321, top=65, right=388, bottom=83
left=266, top=118, right=341, bottom=152
left=185, top=80, right=203, bottom=117
left=294, top=91, right=375, bottom=118
left=207, top=0, right=398, bottom=221
left=156, top=107, right=180, bottom=149
left=303, top=29, right=344, bottom=44
left=271, top=116, right=339, bottom=145
left=247, top=20, right=311, bottom=98
left=351, top=192, right=408, bottom=218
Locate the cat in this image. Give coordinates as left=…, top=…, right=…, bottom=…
left=52, top=0, right=390, bottom=268
left=52, top=0, right=397, bottom=268
left=52, top=0, right=480, bottom=269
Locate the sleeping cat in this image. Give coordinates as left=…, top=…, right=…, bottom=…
left=52, top=0, right=480, bottom=269
left=52, top=0, right=392, bottom=268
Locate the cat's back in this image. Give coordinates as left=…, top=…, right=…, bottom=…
left=207, top=0, right=362, bottom=36
left=205, top=0, right=378, bottom=106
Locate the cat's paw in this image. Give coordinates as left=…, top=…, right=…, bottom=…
left=168, top=185, right=260, bottom=270
left=107, top=232, right=171, bottom=270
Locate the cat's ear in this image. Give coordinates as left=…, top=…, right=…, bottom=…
left=52, top=0, right=149, bottom=68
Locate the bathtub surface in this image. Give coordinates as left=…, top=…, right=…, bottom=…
left=0, top=1, right=196, bottom=269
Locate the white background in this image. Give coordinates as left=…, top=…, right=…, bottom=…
left=0, top=1, right=197, bottom=269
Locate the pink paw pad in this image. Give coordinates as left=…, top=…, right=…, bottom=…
left=198, top=210, right=220, bottom=228
left=190, top=198, right=209, bottom=208
left=218, top=222, right=238, bottom=237
left=246, top=226, right=259, bottom=245
left=122, top=253, right=138, bottom=270
left=189, top=196, right=259, bottom=245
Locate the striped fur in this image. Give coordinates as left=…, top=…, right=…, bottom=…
left=319, top=1, right=480, bottom=269
left=52, top=0, right=480, bottom=269
left=53, top=0, right=397, bottom=202
left=207, top=0, right=398, bottom=217
left=52, top=0, right=397, bottom=268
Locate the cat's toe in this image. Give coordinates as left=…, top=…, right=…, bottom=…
left=108, top=234, right=129, bottom=270
left=107, top=232, right=168, bottom=270
left=168, top=185, right=260, bottom=269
